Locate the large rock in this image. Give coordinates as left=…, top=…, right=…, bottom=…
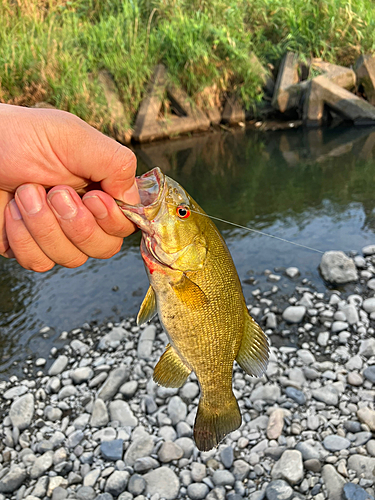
left=304, top=76, right=375, bottom=127
left=9, top=393, right=34, bottom=430
left=311, top=59, right=356, bottom=90
left=319, top=251, right=358, bottom=284
left=355, top=55, right=375, bottom=106
left=144, top=467, right=180, bottom=500
left=271, top=450, right=303, bottom=485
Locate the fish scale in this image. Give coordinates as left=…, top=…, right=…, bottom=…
left=119, top=167, right=269, bottom=451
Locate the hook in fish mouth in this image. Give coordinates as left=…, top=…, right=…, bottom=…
left=117, top=167, right=166, bottom=227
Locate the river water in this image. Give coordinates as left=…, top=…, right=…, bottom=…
left=1, top=126, right=375, bottom=375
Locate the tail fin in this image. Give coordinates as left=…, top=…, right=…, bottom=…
left=194, top=394, right=242, bottom=451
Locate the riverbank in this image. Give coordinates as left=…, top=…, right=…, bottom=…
left=1, top=0, right=375, bottom=135
left=1, top=245, right=375, bottom=499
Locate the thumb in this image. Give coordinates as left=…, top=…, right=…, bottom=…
left=56, top=112, right=140, bottom=204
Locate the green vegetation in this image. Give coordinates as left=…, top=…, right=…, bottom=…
left=1, top=0, right=375, bottom=132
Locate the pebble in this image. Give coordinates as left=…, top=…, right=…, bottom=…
left=187, top=483, right=209, bottom=500
left=91, top=399, right=109, bottom=428
left=137, top=325, right=156, bottom=360
left=144, top=467, right=180, bottom=500
left=265, top=479, right=294, bottom=500
left=319, top=251, right=358, bottom=284
left=97, top=366, right=130, bottom=401
left=323, top=435, right=351, bottom=452
left=127, top=474, right=146, bottom=496
left=101, top=439, right=124, bottom=461
left=48, top=355, right=69, bottom=376
left=9, top=393, right=34, bottom=430
left=167, top=396, right=187, bottom=424
left=220, top=446, right=234, bottom=468
left=158, top=441, right=184, bottom=462
left=212, top=470, right=235, bottom=487
left=282, top=306, right=306, bottom=323
left=0, top=467, right=27, bottom=494
left=285, top=386, right=306, bottom=405
left=343, top=482, right=374, bottom=500
left=105, top=471, right=130, bottom=497
left=108, top=400, right=138, bottom=427
left=124, top=435, right=155, bottom=466
left=322, top=464, right=346, bottom=500
left=271, top=449, right=303, bottom=485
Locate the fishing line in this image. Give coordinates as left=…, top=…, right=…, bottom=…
left=162, top=201, right=324, bottom=255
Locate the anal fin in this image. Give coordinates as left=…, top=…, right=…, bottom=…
left=236, top=308, right=269, bottom=378
left=137, top=286, right=157, bottom=326
left=153, top=344, right=191, bottom=388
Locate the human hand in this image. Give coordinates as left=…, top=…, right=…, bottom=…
left=0, top=104, right=140, bottom=271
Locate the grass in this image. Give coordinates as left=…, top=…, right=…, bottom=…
left=1, top=0, right=375, bottom=132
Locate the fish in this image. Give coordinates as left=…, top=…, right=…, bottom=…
left=118, top=167, right=269, bottom=451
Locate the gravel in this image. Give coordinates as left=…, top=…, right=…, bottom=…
left=1, top=247, right=375, bottom=499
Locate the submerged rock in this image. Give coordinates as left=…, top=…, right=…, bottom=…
left=320, top=251, right=358, bottom=284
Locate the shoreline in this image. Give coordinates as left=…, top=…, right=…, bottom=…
left=0, top=246, right=375, bottom=499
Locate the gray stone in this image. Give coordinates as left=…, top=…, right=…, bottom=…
left=265, top=479, right=294, bottom=500
left=3, top=385, right=28, bottom=400
left=212, top=470, right=235, bottom=487
left=52, top=487, right=68, bottom=500
left=57, top=384, right=78, bottom=399
left=220, top=446, right=234, bottom=468
left=322, top=464, right=346, bottom=500
left=144, top=467, right=180, bottom=500
left=348, top=372, right=363, bottom=386
left=167, top=396, right=187, bottom=424
left=317, top=331, right=330, bottom=347
left=127, top=474, right=146, bottom=496
left=180, top=382, right=199, bottom=400
left=363, top=244, right=375, bottom=255
left=232, top=460, right=250, bottom=481
left=105, top=471, right=130, bottom=497
left=44, top=405, right=63, bottom=422
left=267, top=408, right=284, bottom=440
left=97, top=366, right=130, bottom=401
left=191, top=463, right=206, bottom=482
left=174, top=437, right=195, bottom=458
left=285, top=387, right=306, bottom=405
left=49, top=355, right=69, bottom=376
left=70, top=339, right=89, bottom=355
left=9, top=393, right=34, bottom=430
left=70, top=367, right=94, bottom=384
left=311, top=384, right=339, bottom=406
left=0, top=467, right=28, bottom=493
left=98, top=325, right=127, bottom=350
left=332, top=321, right=349, bottom=332
left=158, top=441, right=184, bottom=463
left=124, top=435, right=155, bottom=466
left=320, top=251, right=358, bottom=284
left=362, top=298, right=375, bottom=314
left=32, top=475, right=49, bottom=497
left=108, top=400, right=137, bottom=427
left=282, top=306, right=306, bottom=323
left=119, top=380, right=138, bottom=399
left=137, top=324, right=156, bottom=359
left=297, top=349, right=316, bottom=365
left=286, top=267, right=299, bottom=278
left=295, top=440, right=328, bottom=461
left=271, top=450, right=303, bottom=485
left=90, top=399, right=109, bottom=428
left=101, top=439, right=124, bottom=461
left=363, top=366, right=375, bottom=383
left=76, top=486, right=96, bottom=500
left=354, top=432, right=372, bottom=447
left=30, top=451, right=54, bottom=479
left=83, top=469, right=100, bottom=488
left=323, top=435, right=351, bottom=452
left=134, top=456, right=160, bottom=473
left=250, top=384, right=281, bottom=402
left=95, top=494, right=113, bottom=500
left=187, top=483, right=209, bottom=500
left=67, top=430, right=84, bottom=448
left=304, top=459, right=321, bottom=472
left=359, top=338, right=375, bottom=357
left=344, top=482, right=374, bottom=500
left=348, top=455, right=375, bottom=479
left=342, top=304, right=359, bottom=324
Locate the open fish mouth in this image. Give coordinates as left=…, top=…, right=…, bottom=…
left=118, top=167, right=165, bottom=228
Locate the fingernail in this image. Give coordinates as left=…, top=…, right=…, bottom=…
left=8, top=200, right=22, bottom=220
left=48, top=189, right=78, bottom=219
left=83, top=196, right=108, bottom=220
left=17, top=184, right=43, bottom=215
left=122, top=182, right=141, bottom=205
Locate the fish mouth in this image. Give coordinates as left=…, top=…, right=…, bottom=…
left=118, top=167, right=165, bottom=231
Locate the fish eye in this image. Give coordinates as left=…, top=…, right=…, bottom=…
left=176, top=205, right=191, bottom=219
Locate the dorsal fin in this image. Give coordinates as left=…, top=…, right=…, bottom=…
left=236, top=308, right=269, bottom=377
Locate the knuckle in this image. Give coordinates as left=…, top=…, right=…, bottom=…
left=99, top=240, right=123, bottom=260
left=29, top=259, right=55, bottom=273
left=63, top=254, right=88, bottom=269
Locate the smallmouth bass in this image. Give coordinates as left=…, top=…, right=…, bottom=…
left=119, top=168, right=269, bottom=451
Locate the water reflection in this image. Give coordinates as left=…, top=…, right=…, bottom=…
left=1, top=126, right=375, bottom=374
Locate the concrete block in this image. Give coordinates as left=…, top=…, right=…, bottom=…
left=355, top=54, right=375, bottom=105
left=304, top=75, right=375, bottom=127
left=222, top=97, right=245, bottom=125
left=311, top=59, right=356, bottom=90
left=98, top=70, right=132, bottom=144
left=272, top=52, right=300, bottom=112
left=206, top=107, right=221, bottom=125
left=133, top=64, right=210, bottom=142
left=249, top=52, right=275, bottom=96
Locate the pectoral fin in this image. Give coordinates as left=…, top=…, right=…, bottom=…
left=137, top=286, right=157, bottom=326
left=172, top=274, right=208, bottom=310
left=153, top=344, right=191, bottom=388
left=236, top=308, right=269, bottom=377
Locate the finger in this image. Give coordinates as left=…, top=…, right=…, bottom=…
left=5, top=200, right=55, bottom=272
left=47, top=185, right=124, bottom=259
left=0, top=190, right=13, bottom=255
left=15, top=184, right=88, bottom=268
left=82, top=190, right=137, bottom=238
